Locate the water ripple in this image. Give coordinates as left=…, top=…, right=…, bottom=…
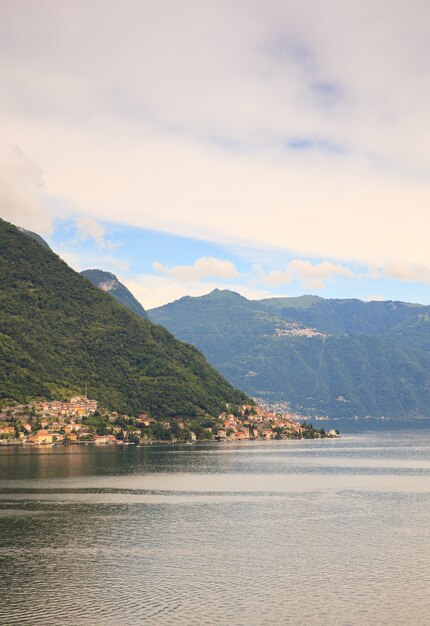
left=1, top=433, right=430, bottom=624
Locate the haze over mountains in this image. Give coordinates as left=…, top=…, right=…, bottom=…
left=149, top=289, right=430, bottom=418
left=0, top=220, right=249, bottom=417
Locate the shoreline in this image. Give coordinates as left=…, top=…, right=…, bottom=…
left=0, top=435, right=342, bottom=448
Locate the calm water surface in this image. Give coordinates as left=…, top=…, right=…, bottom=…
left=1, top=427, right=430, bottom=625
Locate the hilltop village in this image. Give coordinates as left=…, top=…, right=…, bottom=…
left=0, top=396, right=339, bottom=446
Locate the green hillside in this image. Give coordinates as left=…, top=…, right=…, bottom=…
left=388, top=310, right=430, bottom=352
left=0, top=220, right=249, bottom=417
left=149, top=289, right=430, bottom=417
left=260, top=295, right=422, bottom=335
left=81, top=269, right=149, bottom=320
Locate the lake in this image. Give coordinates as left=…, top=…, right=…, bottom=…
left=1, top=425, right=430, bottom=625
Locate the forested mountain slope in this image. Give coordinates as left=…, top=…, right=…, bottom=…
left=0, top=221, right=249, bottom=417
left=149, top=289, right=430, bottom=417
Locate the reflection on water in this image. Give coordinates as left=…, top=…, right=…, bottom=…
left=1, top=431, right=430, bottom=625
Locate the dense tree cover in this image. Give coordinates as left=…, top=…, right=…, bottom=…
left=81, top=269, right=149, bottom=320
left=149, top=289, right=430, bottom=417
left=0, top=220, right=249, bottom=418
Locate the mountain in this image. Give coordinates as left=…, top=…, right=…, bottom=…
left=387, top=310, right=430, bottom=352
left=0, top=221, right=249, bottom=417
left=81, top=269, right=149, bottom=320
left=149, top=289, right=430, bottom=417
left=18, top=227, right=51, bottom=250
left=259, top=295, right=423, bottom=335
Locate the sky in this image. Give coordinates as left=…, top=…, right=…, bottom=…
left=1, top=0, right=430, bottom=309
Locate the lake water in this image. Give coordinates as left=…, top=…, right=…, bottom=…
left=1, top=426, right=430, bottom=625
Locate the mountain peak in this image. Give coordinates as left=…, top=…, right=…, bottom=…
left=149, top=284, right=430, bottom=417
left=205, top=288, right=246, bottom=300
left=81, top=269, right=120, bottom=292
left=81, top=269, right=148, bottom=320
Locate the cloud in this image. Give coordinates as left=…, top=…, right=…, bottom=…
left=382, top=260, right=430, bottom=286
left=0, top=147, right=52, bottom=233
left=123, top=275, right=278, bottom=310
left=260, top=259, right=358, bottom=289
left=366, top=294, right=383, bottom=302
left=75, top=216, right=113, bottom=249
left=2, top=1, right=430, bottom=272
left=57, top=247, right=130, bottom=275
left=152, top=257, right=238, bottom=282
left=117, top=256, right=241, bottom=308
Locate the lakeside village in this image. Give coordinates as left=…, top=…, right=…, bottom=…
left=0, top=396, right=340, bottom=446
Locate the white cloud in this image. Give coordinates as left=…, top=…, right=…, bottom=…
left=74, top=216, right=118, bottom=251
left=122, top=275, right=276, bottom=310
left=57, top=247, right=130, bottom=275
left=2, top=1, right=430, bottom=274
left=260, top=259, right=358, bottom=289
left=382, top=260, right=430, bottom=286
left=0, top=147, right=52, bottom=233
left=76, top=216, right=107, bottom=246
left=153, top=257, right=238, bottom=282
left=366, top=294, right=383, bottom=302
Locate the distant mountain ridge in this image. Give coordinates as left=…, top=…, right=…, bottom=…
left=0, top=221, right=249, bottom=417
left=81, top=269, right=149, bottom=320
left=149, top=289, right=430, bottom=417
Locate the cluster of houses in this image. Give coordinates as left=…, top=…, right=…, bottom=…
left=0, top=397, right=338, bottom=446
left=0, top=396, right=99, bottom=445
left=0, top=396, right=98, bottom=422
left=274, top=323, right=327, bottom=338
left=38, top=397, right=98, bottom=417
left=216, top=404, right=329, bottom=440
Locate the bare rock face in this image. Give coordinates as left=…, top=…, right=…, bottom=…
left=81, top=269, right=149, bottom=320
left=98, top=278, right=119, bottom=292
